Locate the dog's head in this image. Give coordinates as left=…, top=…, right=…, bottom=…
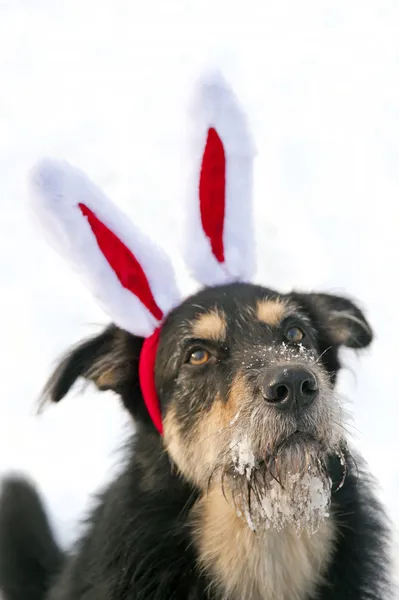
left=158, top=282, right=371, bottom=531
left=44, top=281, right=372, bottom=532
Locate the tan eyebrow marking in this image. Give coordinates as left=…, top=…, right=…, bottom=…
left=256, top=299, right=287, bottom=326
left=192, top=309, right=227, bottom=342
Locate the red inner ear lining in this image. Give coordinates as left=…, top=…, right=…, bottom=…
left=79, top=203, right=163, bottom=321
left=199, top=127, right=226, bottom=264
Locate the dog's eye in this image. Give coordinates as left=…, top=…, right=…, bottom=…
left=188, top=349, right=210, bottom=366
left=285, top=326, right=304, bottom=343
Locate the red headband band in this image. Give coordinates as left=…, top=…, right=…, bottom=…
left=139, top=329, right=163, bottom=434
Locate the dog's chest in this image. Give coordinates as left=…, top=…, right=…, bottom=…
left=192, top=490, right=335, bottom=600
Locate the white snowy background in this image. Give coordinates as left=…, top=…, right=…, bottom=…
left=0, top=0, right=398, bottom=591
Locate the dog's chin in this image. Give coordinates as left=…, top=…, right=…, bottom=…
left=227, top=433, right=335, bottom=534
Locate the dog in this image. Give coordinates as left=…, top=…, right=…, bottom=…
left=0, top=73, right=393, bottom=599
left=0, top=282, right=393, bottom=599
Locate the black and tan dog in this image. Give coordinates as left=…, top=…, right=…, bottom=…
left=0, top=73, right=393, bottom=599
left=0, top=282, right=392, bottom=599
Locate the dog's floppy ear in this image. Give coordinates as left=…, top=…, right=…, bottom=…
left=305, top=293, right=373, bottom=349
left=40, top=325, right=151, bottom=425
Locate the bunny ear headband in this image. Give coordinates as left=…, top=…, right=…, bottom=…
left=30, top=72, right=255, bottom=435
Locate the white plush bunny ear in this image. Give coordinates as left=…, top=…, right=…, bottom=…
left=183, top=71, right=256, bottom=286
left=30, top=159, right=181, bottom=338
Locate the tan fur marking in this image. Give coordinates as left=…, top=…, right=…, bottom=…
left=163, top=375, right=249, bottom=487
left=329, top=326, right=349, bottom=345
left=95, top=368, right=117, bottom=389
left=256, top=299, right=287, bottom=326
left=192, top=310, right=227, bottom=342
left=193, top=488, right=335, bottom=600
left=212, top=374, right=247, bottom=428
left=163, top=408, right=193, bottom=479
left=163, top=398, right=228, bottom=486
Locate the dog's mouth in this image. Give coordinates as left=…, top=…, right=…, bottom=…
left=278, top=429, right=318, bottom=445
left=224, top=428, right=347, bottom=533
left=262, top=431, right=326, bottom=477
left=228, top=428, right=324, bottom=476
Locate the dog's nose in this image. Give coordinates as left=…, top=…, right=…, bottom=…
left=262, top=366, right=318, bottom=410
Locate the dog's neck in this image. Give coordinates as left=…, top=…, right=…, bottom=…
left=192, top=486, right=335, bottom=600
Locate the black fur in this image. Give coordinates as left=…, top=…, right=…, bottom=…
left=0, top=478, right=63, bottom=600
left=0, top=283, right=393, bottom=599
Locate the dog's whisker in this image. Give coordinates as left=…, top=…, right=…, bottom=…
left=311, top=346, right=333, bottom=367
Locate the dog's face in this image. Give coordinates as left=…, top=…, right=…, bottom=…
left=156, top=283, right=372, bottom=530
left=43, top=282, right=372, bottom=532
